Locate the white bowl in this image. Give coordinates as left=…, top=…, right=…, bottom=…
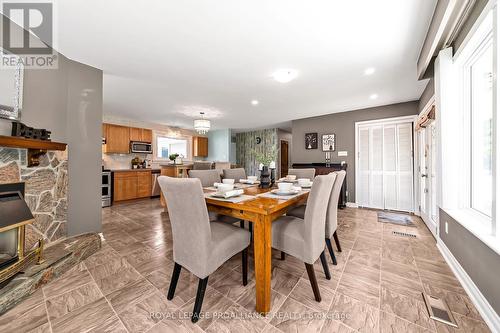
left=298, top=178, right=311, bottom=186
left=218, top=184, right=234, bottom=192
left=247, top=176, right=258, bottom=182
left=278, top=182, right=293, bottom=192
left=285, top=175, right=297, bottom=181
left=222, top=179, right=235, bottom=184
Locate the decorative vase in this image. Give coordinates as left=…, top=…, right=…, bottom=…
left=260, top=166, right=271, bottom=188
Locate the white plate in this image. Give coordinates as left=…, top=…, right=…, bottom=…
left=299, top=183, right=312, bottom=188
left=210, top=192, right=241, bottom=199
left=271, top=189, right=300, bottom=196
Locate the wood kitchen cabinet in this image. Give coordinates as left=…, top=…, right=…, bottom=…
left=104, top=124, right=130, bottom=154
left=137, top=171, right=152, bottom=197
left=192, top=136, right=208, bottom=157
left=113, top=170, right=152, bottom=202
left=129, top=127, right=152, bottom=143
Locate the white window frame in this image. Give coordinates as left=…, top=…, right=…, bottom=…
left=153, top=132, right=192, bottom=162
left=446, top=2, right=500, bottom=253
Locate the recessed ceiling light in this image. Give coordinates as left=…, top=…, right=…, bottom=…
left=271, top=69, right=298, bottom=83
left=364, top=67, right=375, bottom=75
left=370, top=93, right=378, bottom=100
left=251, top=100, right=259, bottom=105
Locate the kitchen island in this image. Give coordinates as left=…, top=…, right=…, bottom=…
left=159, top=163, right=194, bottom=207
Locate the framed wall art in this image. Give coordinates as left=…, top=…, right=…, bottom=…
left=305, top=133, right=318, bottom=150
left=322, top=134, right=336, bottom=151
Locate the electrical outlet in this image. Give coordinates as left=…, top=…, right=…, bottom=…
left=445, top=222, right=449, bottom=234
left=338, top=151, right=348, bottom=157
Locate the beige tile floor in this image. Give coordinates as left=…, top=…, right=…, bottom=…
left=0, top=199, right=491, bottom=333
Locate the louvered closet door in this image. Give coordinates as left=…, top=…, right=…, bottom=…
left=396, top=123, right=413, bottom=211
left=357, top=127, right=370, bottom=207
left=370, top=126, right=384, bottom=209
left=357, top=120, right=414, bottom=212
left=383, top=125, right=398, bottom=210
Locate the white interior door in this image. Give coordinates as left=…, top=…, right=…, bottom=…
left=418, top=121, right=438, bottom=236
left=356, top=118, right=414, bottom=212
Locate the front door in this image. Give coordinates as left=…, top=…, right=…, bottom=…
left=418, top=121, right=438, bottom=236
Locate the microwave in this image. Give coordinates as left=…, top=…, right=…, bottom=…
left=131, top=141, right=153, bottom=153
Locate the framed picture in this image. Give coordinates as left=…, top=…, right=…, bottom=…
left=305, top=133, right=318, bottom=150
left=322, top=134, right=335, bottom=151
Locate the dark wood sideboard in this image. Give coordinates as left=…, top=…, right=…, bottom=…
left=291, top=163, right=347, bottom=208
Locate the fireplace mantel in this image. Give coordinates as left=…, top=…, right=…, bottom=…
left=0, top=135, right=66, bottom=151
left=0, top=135, right=67, bottom=167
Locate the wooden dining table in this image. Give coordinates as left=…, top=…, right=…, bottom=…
left=204, top=184, right=309, bottom=314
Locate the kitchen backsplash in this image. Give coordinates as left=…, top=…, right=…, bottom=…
left=102, top=153, right=151, bottom=170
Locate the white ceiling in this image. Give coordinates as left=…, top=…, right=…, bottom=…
left=57, top=0, right=436, bottom=130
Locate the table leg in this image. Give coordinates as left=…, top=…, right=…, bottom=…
left=253, top=214, right=272, bottom=314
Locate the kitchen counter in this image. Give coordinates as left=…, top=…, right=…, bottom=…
left=111, top=168, right=160, bottom=172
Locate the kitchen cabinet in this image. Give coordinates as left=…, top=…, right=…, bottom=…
left=193, top=136, right=208, bottom=157
left=103, top=123, right=153, bottom=154
left=137, top=171, right=152, bottom=197
left=113, top=170, right=152, bottom=202
left=104, top=124, right=130, bottom=154
left=129, top=127, right=152, bottom=143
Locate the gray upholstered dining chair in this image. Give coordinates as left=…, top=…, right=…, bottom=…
left=287, top=170, right=346, bottom=265
left=271, top=174, right=336, bottom=302
left=193, top=161, right=214, bottom=170
left=222, top=168, right=246, bottom=181
left=157, top=176, right=250, bottom=323
left=188, top=169, right=240, bottom=224
left=287, top=168, right=316, bottom=180
left=188, top=169, right=221, bottom=187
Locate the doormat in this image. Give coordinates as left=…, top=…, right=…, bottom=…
left=378, top=211, right=415, bottom=226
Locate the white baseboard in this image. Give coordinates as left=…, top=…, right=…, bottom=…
left=346, top=202, right=358, bottom=208
left=437, top=239, right=500, bottom=332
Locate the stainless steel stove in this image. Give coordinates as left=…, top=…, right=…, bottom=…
left=102, top=170, right=111, bottom=207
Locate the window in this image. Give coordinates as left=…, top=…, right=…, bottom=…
left=155, top=136, right=188, bottom=160
left=454, top=7, right=497, bottom=239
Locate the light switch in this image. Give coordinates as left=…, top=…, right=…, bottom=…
left=338, top=151, right=348, bottom=156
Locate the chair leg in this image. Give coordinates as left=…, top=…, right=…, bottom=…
left=325, top=238, right=337, bottom=265
left=242, top=247, right=248, bottom=286
left=167, top=263, right=182, bottom=300
left=191, top=277, right=209, bottom=323
left=333, top=231, right=342, bottom=252
left=304, top=263, right=321, bottom=302
left=280, top=251, right=286, bottom=260
left=319, top=251, right=331, bottom=280
left=240, top=220, right=245, bottom=228
left=249, top=222, right=253, bottom=241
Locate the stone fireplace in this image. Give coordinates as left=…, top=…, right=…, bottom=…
left=0, top=182, right=44, bottom=283
left=0, top=147, right=68, bottom=250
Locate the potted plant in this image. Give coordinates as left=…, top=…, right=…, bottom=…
left=254, top=146, right=278, bottom=188
left=169, top=153, right=179, bottom=164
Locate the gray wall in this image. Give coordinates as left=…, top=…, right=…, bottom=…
left=65, top=61, right=103, bottom=236
left=439, top=209, right=500, bottom=315
left=0, top=14, right=103, bottom=236
left=453, top=0, right=489, bottom=52
left=418, top=78, right=434, bottom=112
left=291, top=101, right=419, bottom=202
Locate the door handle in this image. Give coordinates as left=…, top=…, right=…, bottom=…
left=421, top=174, right=428, bottom=178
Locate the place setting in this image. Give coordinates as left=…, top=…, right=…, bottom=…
left=258, top=181, right=310, bottom=200
left=205, top=180, right=256, bottom=203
